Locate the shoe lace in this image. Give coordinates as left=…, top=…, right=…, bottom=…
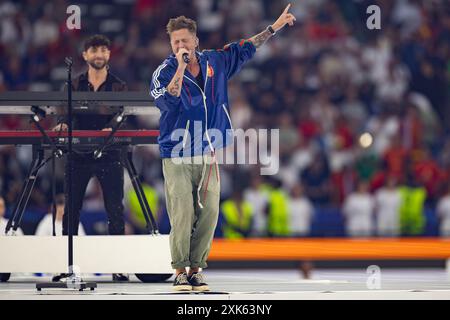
left=177, top=273, right=189, bottom=283
left=191, top=273, right=205, bottom=283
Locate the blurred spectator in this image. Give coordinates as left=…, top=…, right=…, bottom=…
left=399, top=172, right=426, bottom=236
left=288, top=134, right=315, bottom=186
left=35, top=194, right=85, bottom=236
left=355, top=150, right=379, bottom=183
left=244, top=174, right=268, bottom=237
left=436, top=183, right=450, bottom=237
left=300, top=152, right=332, bottom=206
left=376, top=56, right=410, bottom=104
left=342, top=180, right=374, bottom=237
left=340, top=85, right=368, bottom=132
left=220, top=189, right=254, bottom=239
left=288, top=184, right=314, bottom=237
left=374, top=176, right=402, bottom=237
left=279, top=112, right=301, bottom=162
left=2, top=56, right=29, bottom=90
left=399, top=104, right=424, bottom=151
left=296, top=105, right=321, bottom=144
left=309, top=89, right=338, bottom=134
left=412, top=148, right=445, bottom=203
left=264, top=177, right=290, bottom=237
left=331, top=163, right=358, bottom=205
left=328, top=114, right=354, bottom=172
left=366, top=109, right=400, bottom=156
left=229, top=95, right=253, bottom=130
left=31, top=4, right=59, bottom=48
left=382, top=135, right=409, bottom=180
left=0, top=196, right=23, bottom=236
left=392, top=0, right=423, bottom=39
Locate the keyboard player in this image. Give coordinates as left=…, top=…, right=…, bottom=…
left=52, top=34, right=129, bottom=282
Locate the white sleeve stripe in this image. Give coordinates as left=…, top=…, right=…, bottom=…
left=151, top=87, right=167, bottom=98
left=150, top=63, right=169, bottom=99
left=151, top=87, right=167, bottom=99
left=152, top=63, right=167, bottom=90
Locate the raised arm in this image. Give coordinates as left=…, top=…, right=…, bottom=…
left=249, top=3, right=296, bottom=49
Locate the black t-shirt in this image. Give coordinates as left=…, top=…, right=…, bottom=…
left=61, top=71, right=128, bottom=130
left=195, top=69, right=204, bottom=89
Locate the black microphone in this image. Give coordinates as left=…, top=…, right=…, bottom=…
left=64, top=57, right=73, bottom=67
left=182, top=53, right=190, bottom=64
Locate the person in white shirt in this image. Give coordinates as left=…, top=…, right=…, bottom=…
left=289, top=184, right=314, bottom=237
left=244, top=175, right=269, bottom=237
left=0, top=196, right=24, bottom=236
left=342, top=181, right=375, bottom=237
left=35, top=194, right=85, bottom=236
left=436, top=184, right=450, bottom=237
left=374, top=176, right=402, bottom=236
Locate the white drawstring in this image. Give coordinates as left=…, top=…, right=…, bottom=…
left=196, top=152, right=219, bottom=209
left=214, top=159, right=220, bottom=184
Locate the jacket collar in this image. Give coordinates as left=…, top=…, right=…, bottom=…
left=169, top=51, right=208, bottom=88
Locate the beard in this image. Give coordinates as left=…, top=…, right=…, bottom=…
left=87, top=58, right=108, bottom=70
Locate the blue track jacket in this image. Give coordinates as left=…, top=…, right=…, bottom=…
left=150, top=40, right=256, bottom=158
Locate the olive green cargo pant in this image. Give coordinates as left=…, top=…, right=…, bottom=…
left=162, top=156, right=220, bottom=269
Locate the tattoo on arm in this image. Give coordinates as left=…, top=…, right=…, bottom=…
left=250, top=29, right=272, bottom=49
left=169, top=77, right=180, bottom=96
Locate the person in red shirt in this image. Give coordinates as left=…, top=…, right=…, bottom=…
left=383, top=136, right=409, bottom=180
left=413, top=148, right=445, bottom=202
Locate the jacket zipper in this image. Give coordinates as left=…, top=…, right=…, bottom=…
left=183, top=60, right=214, bottom=152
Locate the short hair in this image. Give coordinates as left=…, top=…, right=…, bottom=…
left=166, top=16, right=197, bottom=35
left=83, top=34, right=111, bottom=51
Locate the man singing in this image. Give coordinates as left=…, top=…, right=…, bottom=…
left=53, top=34, right=129, bottom=282
left=150, top=5, right=296, bottom=291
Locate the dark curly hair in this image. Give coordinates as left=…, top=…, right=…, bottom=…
left=83, top=34, right=111, bottom=51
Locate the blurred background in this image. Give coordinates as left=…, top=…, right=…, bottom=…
left=0, top=0, right=449, bottom=246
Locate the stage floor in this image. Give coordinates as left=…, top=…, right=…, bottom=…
left=1, top=269, right=450, bottom=300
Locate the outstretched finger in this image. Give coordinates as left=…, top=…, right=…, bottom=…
left=283, top=3, right=291, bottom=14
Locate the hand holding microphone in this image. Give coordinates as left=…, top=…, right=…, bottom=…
left=182, top=53, right=190, bottom=64
left=176, top=48, right=190, bottom=67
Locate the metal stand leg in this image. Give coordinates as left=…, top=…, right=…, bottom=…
left=5, top=146, right=44, bottom=235
left=121, top=148, right=159, bottom=235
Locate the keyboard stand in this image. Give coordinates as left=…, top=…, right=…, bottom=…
left=5, top=146, right=48, bottom=235
left=121, top=148, right=158, bottom=235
